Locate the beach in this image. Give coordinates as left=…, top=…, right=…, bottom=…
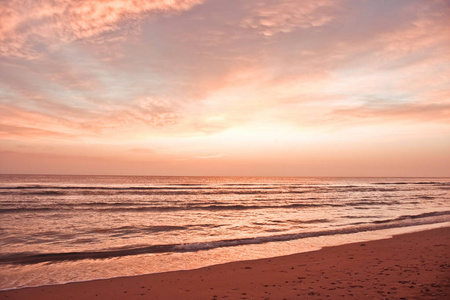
left=1, top=226, right=448, bottom=299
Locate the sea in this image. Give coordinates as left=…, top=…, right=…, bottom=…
left=0, top=175, right=449, bottom=290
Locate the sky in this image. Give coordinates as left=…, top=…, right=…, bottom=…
left=0, top=0, right=449, bottom=177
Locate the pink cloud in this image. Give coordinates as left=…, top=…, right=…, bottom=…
left=361, top=1, right=450, bottom=61
left=241, top=0, right=339, bottom=36
left=331, top=102, right=450, bottom=125
left=0, top=0, right=205, bottom=59
left=0, top=94, right=181, bottom=142
left=78, top=97, right=180, bottom=134
left=0, top=104, right=77, bottom=139
left=0, top=124, right=71, bottom=139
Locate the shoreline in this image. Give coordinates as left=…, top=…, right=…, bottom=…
left=1, top=226, right=449, bottom=299
left=0, top=221, right=448, bottom=290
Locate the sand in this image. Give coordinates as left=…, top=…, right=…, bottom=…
left=1, top=227, right=449, bottom=299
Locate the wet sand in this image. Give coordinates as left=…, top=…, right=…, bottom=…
left=1, top=227, right=449, bottom=299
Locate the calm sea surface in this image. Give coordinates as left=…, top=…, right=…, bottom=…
left=0, top=175, right=449, bottom=289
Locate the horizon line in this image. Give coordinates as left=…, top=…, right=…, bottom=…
left=1, top=173, right=449, bottom=179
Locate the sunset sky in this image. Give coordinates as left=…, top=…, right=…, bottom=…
left=1, top=0, right=449, bottom=176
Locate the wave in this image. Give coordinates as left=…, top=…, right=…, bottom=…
left=0, top=208, right=54, bottom=213
left=2, top=181, right=448, bottom=192
left=0, top=185, right=278, bottom=190
left=286, top=218, right=330, bottom=224
left=0, top=190, right=67, bottom=196
left=373, top=181, right=450, bottom=186
left=0, top=204, right=320, bottom=213
left=253, top=219, right=330, bottom=226
left=0, top=186, right=300, bottom=196
left=0, top=189, right=401, bottom=196
left=2, top=210, right=448, bottom=265
left=0, top=199, right=410, bottom=214
left=0, top=186, right=213, bottom=195
left=1, top=183, right=446, bottom=198
left=372, top=211, right=450, bottom=223
left=89, top=223, right=221, bottom=235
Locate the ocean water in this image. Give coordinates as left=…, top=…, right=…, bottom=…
left=0, top=175, right=449, bottom=289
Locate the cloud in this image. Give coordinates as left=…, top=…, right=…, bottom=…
left=348, top=0, right=450, bottom=64
left=0, top=103, right=77, bottom=139
left=331, top=102, right=450, bottom=125
left=0, top=0, right=205, bottom=59
left=78, top=97, right=180, bottom=134
left=241, top=0, right=338, bottom=36
left=0, top=94, right=181, bottom=143
left=0, top=124, right=75, bottom=139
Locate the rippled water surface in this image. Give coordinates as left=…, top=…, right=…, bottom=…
left=1, top=175, right=449, bottom=289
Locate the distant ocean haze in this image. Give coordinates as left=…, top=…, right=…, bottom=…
left=0, top=175, right=449, bottom=289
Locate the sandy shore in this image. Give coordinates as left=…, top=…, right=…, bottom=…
left=1, top=227, right=449, bottom=299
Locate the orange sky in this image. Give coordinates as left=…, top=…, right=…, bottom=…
left=1, top=0, right=449, bottom=176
